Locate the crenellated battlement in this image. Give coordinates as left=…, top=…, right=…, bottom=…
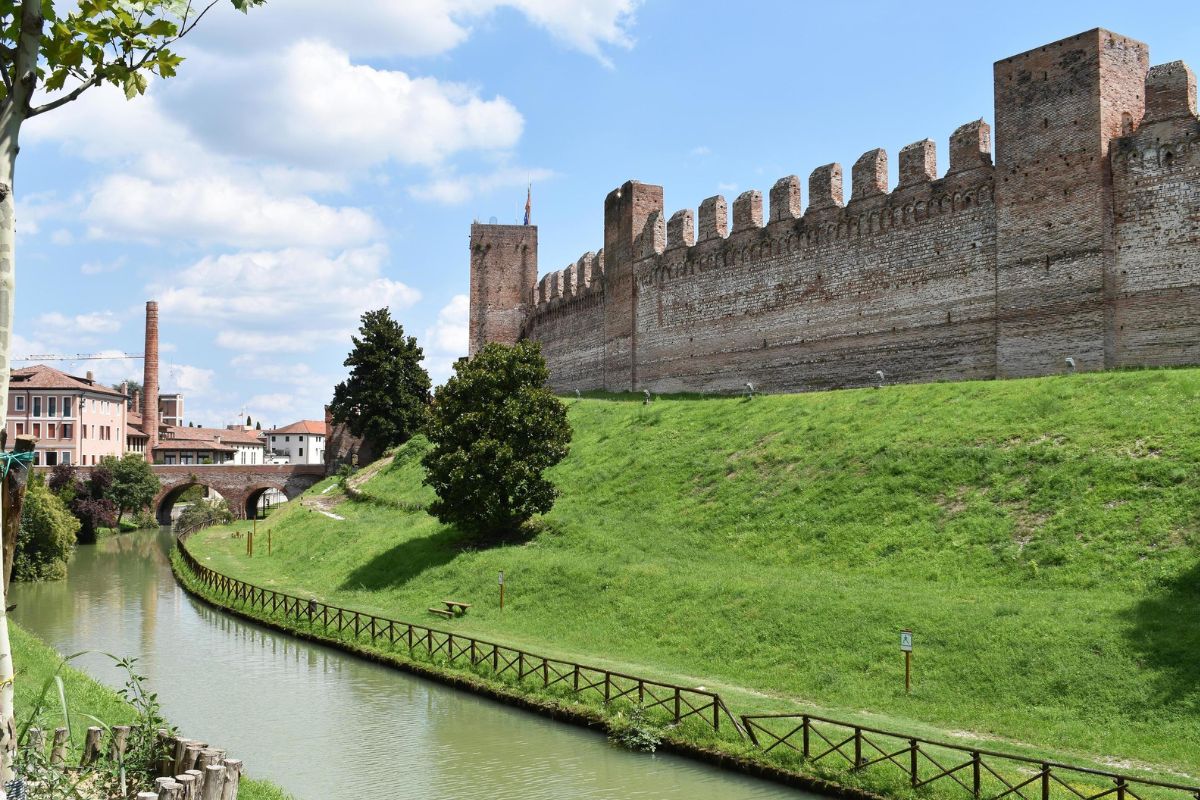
left=491, top=29, right=1200, bottom=395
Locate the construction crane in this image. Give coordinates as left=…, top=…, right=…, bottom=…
left=13, top=353, right=144, bottom=362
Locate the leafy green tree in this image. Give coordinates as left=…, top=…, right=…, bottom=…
left=330, top=308, right=432, bottom=451
left=13, top=477, right=78, bottom=583
left=422, top=342, right=571, bottom=539
left=100, top=453, right=161, bottom=524
left=0, top=1, right=262, bottom=783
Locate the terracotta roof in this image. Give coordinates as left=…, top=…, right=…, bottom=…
left=269, top=420, right=325, bottom=435
left=153, top=438, right=235, bottom=453
left=161, top=425, right=264, bottom=446
left=9, top=365, right=127, bottom=398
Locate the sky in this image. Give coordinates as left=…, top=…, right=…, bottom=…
left=14, top=0, right=1200, bottom=429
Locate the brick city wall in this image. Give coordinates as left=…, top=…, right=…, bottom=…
left=470, top=28, right=1200, bottom=394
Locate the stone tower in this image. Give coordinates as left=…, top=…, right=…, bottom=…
left=602, top=180, right=663, bottom=391
left=468, top=223, right=538, bottom=356
left=993, top=29, right=1150, bottom=376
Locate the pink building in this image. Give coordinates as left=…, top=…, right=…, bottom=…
left=7, top=364, right=129, bottom=467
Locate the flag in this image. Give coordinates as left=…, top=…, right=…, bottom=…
left=524, top=184, right=531, bottom=225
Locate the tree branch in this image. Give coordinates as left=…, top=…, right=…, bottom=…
left=26, top=73, right=100, bottom=118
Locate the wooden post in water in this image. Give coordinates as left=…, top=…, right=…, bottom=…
left=221, top=758, right=243, bottom=800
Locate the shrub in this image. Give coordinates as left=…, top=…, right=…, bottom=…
left=14, top=478, right=79, bottom=582
left=175, top=499, right=233, bottom=535
left=422, top=341, right=571, bottom=539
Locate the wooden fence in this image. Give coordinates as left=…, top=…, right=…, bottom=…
left=24, top=724, right=243, bottom=800
left=176, top=539, right=740, bottom=735
left=741, top=714, right=1200, bottom=800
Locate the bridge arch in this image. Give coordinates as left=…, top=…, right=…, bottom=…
left=150, top=465, right=325, bottom=526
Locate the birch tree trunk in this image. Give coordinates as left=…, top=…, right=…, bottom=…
left=0, top=2, right=44, bottom=793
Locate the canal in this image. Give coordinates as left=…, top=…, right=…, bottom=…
left=11, top=530, right=810, bottom=800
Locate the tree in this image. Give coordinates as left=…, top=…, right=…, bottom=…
left=330, top=308, right=432, bottom=451
left=422, top=341, right=571, bottom=539
left=255, top=420, right=261, bottom=430
left=113, top=378, right=142, bottom=408
left=0, top=1, right=262, bottom=788
left=245, top=415, right=251, bottom=427
left=68, top=463, right=117, bottom=543
left=12, top=477, right=77, bottom=583
left=101, top=453, right=160, bottom=524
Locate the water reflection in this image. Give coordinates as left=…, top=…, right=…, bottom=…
left=12, top=530, right=809, bottom=800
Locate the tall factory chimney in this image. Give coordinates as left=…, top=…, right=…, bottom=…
left=143, top=300, right=159, bottom=463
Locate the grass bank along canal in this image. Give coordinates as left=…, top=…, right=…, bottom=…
left=9, top=529, right=813, bottom=800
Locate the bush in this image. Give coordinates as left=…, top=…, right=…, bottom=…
left=14, top=478, right=79, bottom=582
left=422, top=341, right=571, bottom=539
left=175, top=498, right=233, bottom=535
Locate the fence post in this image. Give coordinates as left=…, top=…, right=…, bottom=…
left=492, top=646, right=499, bottom=673
left=518, top=651, right=525, bottom=680
left=909, top=739, right=919, bottom=786
left=674, top=688, right=681, bottom=724
left=853, top=726, right=862, bottom=769
left=1117, top=777, right=1126, bottom=800
left=712, top=697, right=719, bottom=732
left=973, top=751, right=981, bottom=799
left=542, top=659, right=548, bottom=686
left=1042, top=764, right=1051, bottom=800
left=803, top=716, right=811, bottom=760
left=573, top=665, right=579, bottom=693
left=447, top=633, right=454, bottom=661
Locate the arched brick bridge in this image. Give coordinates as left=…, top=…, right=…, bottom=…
left=150, top=464, right=325, bottom=524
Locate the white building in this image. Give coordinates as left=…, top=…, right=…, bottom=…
left=265, top=420, right=325, bottom=465
left=155, top=425, right=266, bottom=465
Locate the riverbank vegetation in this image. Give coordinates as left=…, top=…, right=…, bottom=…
left=47, top=458, right=161, bottom=546
left=187, top=368, right=1200, bottom=781
left=13, top=478, right=78, bottom=583
left=11, top=622, right=290, bottom=799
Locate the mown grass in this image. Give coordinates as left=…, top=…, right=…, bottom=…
left=12, top=622, right=290, bottom=800
left=189, top=368, right=1200, bottom=780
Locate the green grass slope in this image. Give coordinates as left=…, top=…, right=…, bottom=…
left=190, top=369, right=1200, bottom=776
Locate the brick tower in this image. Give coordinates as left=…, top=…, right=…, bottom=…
left=468, top=223, right=538, bottom=356
left=142, top=300, right=159, bottom=462
left=993, top=29, right=1150, bottom=376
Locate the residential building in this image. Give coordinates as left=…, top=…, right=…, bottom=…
left=153, top=425, right=266, bottom=466
left=265, top=420, right=325, bottom=465
left=159, top=393, right=184, bottom=427
left=7, top=365, right=128, bottom=467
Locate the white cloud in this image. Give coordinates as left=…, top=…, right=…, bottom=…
left=162, top=363, right=216, bottom=396
left=426, top=294, right=470, bottom=354
left=410, top=165, right=556, bottom=205
left=175, top=41, right=524, bottom=172
left=81, top=256, right=126, bottom=276
left=188, top=0, right=639, bottom=64
left=84, top=173, right=379, bottom=249
left=157, top=246, right=420, bottom=355
left=690, top=145, right=711, bottom=157
left=36, top=310, right=121, bottom=335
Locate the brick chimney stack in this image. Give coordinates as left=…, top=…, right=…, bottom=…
left=143, top=300, right=159, bottom=462
left=132, top=390, right=140, bottom=415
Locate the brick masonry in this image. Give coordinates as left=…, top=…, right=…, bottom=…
left=148, top=464, right=325, bottom=523
left=469, top=28, right=1200, bottom=394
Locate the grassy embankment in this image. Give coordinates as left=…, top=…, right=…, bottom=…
left=12, top=622, right=290, bottom=800
left=187, top=369, right=1200, bottom=782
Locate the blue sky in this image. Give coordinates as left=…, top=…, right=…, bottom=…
left=15, top=0, right=1200, bottom=428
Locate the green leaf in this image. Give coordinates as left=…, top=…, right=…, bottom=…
left=143, top=18, right=177, bottom=37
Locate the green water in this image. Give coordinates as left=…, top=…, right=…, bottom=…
left=11, top=530, right=813, bottom=800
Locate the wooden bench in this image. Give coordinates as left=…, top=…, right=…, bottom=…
left=442, top=600, right=472, bottom=615
left=427, top=607, right=454, bottom=619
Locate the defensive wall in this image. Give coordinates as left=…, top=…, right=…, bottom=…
left=469, top=29, right=1200, bottom=393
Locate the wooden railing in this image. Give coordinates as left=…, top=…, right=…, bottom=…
left=742, top=714, right=1200, bottom=800
left=175, top=538, right=741, bottom=736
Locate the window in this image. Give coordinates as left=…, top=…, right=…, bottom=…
left=32, top=423, right=40, bottom=438
left=47, top=423, right=56, bottom=439
left=270, top=436, right=276, bottom=443
left=48, top=397, right=57, bottom=417
left=45, top=451, right=58, bottom=466
left=62, top=423, right=72, bottom=439
left=299, top=448, right=303, bottom=457
left=82, top=425, right=87, bottom=439
left=62, top=397, right=72, bottom=417
left=13, top=396, right=24, bottom=412
left=299, top=435, right=304, bottom=442
left=285, top=436, right=290, bottom=442
left=14, top=423, right=22, bottom=436
left=165, top=454, right=176, bottom=465
left=32, top=397, right=41, bottom=417
left=32, top=452, right=41, bottom=466
left=91, top=455, right=96, bottom=466
left=61, top=452, right=71, bottom=465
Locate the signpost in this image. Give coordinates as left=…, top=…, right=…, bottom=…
left=900, top=629, right=913, bottom=693
left=498, top=570, right=505, bottom=611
